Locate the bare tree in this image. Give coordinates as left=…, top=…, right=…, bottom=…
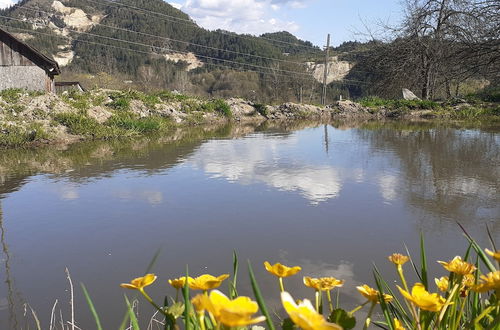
left=351, top=0, right=499, bottom=99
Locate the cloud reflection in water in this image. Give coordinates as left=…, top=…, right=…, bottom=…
left=188, top=134, right=346, bottom=204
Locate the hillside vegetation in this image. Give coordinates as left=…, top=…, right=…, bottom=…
left=0, top=0, right=498, bottom=103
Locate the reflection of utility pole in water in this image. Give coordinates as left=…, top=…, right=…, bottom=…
left=324, top=125, right=329, bottom=155
left=321, top=34, right=331, bottom=106
left=0, top=201, right=18, bottom=329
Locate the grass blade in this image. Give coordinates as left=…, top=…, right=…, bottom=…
left=486, top=224, right=497, bottom=250
left=144, top=248, right=162, bottom=275
left=457, top=222, right=496, bottom=272
left=118, top=313, right=130, bottom=330
left=420, top=233, right=428, bottom=289
left=80, top=283, right=103, bottom=330
left=373, top=270, right=394, bottom=330
left=404, top=244, right=423, bottom=284
left=247, top=260, right=275, bottom=330
left=229, top=250, right=239, bottom=299
left=124, top=295, right=140, bottom=330
left=183, top=265, right=193, bottom=330
left=27, top=304, right=42, bottom=330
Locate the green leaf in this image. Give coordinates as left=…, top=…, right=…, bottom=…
left=327, top=308, right=356, bottom=329
left=81, top=283, right=103, bottom=330
left=248, top=260, right=276, bottom=330
left=124, top=295, right=140, bottom=330
left=281, top=317, right=295, bottom=330
left=229, top=250, right=239, bottom=299
left=420, top=233, right=429, bottom=289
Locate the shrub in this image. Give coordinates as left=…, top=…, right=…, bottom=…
left=253, top=103, right=268, bottom=117
left=207, top=99, right=232, bottom=118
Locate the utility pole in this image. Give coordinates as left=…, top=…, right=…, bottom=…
left=321, top=34, right=330, bottom=106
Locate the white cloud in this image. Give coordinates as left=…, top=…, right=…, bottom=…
left=168, top=2, right=183, bottom=9
left=0, top=0, right=15, bottom=9
left=181, top=0, right=303, bottom=35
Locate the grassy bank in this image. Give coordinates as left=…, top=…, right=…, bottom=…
left=359, top=94, right=500, bottom=120
left=1, top=88, right=499, bottom=148
left=0, top=89, right=235, bottom=148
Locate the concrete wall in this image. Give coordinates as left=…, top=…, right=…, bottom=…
left=0, top=65, right=50, bottom=91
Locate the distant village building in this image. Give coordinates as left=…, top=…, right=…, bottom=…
left=55, top=81, right=85, bottom=93
left=0, top=27, right=60, bottom=93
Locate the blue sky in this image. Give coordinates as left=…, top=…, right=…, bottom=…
left=169, top=0, right=404, bottom=46
left=0, top=0, right=404, bottom=46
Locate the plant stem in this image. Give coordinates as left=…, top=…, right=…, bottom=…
left=453, top=296, right=467, bottom=330
left=349, top=300, right=370, bottom=315
left=279, top=277, right=285, bottom=292
left=397, top=267, right=420, bottom=329
left=326, top=290, right=334, bottom=313
left=363, top=302, right=376, bottom=330
left=438, top=283, right=460, bottom=327
left=139, top=289, right=167, bottom=317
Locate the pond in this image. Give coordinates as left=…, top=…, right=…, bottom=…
left=0, top=120, right=499, bottom=329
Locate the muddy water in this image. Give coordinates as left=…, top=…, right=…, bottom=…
left=0, top=121, right=499, bottom=329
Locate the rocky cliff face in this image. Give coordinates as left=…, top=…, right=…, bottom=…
left=306, top=56, right=353, bottom=84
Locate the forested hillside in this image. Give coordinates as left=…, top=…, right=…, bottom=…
left=0, top=0, right=498, bottom=103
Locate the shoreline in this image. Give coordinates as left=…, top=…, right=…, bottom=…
left=1, top=88, right=498, bottom=148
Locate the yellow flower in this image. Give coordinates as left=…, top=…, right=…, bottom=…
left=388, top=253, right=410, bottom=266
left=319, top=277, right=345, bottom=290
left=437, top=256, right=476, bottom=275
left=435, top=276, right=449, bottom=292
left=461, top=274, right=475, bottom=288
left=189, top=274, right=230, bottom=291
left=472, top=271, right=500, bottom=293
left=168, top=276, right=193, bottom=289
left=397, top=283, right=446, bottom=312
left=191, top=293, right=211, bottom=313
left=264, top=261, right=301, bottom=278
left=192, top=290, right=266, bottom=327
left=303, top=277, right=344, bottom=291
left=356, top=284, right=393, bottom=303
left=485, top=249, right=500, bottom=262
left=394, top=318, right=406, bottom=330
left=303, top=277, right=321, bottom=290
left=281, top=291, right=342, bottom=330
left=120, top=274, right=157, bottom=290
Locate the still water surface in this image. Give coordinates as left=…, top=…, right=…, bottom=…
left=0, top=121, right=499, bottom=328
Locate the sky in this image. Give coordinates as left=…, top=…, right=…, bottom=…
left=167, top=0, right=403, bottom=46
left=0, top=0, right=404, bottom=46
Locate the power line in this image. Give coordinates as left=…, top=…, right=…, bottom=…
left=0, top=17, right=369, bottom=85
left=0, top=19, right=369, bottom=86
left=0, top=23, right=366, bottom=87
left=17, top=5, right=310, bottom=68
left=78, top=0, right=322, bottom=51
left=0, top=23, right=363, bottom=86
left=0, top=14, right=315, bottom=78
left=0, top=23, right=318, bottom=83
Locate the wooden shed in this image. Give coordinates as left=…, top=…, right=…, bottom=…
left=0, top=27, right=60, bottom=93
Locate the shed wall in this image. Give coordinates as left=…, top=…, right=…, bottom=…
left=0, top=66, right=49, bottom=91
